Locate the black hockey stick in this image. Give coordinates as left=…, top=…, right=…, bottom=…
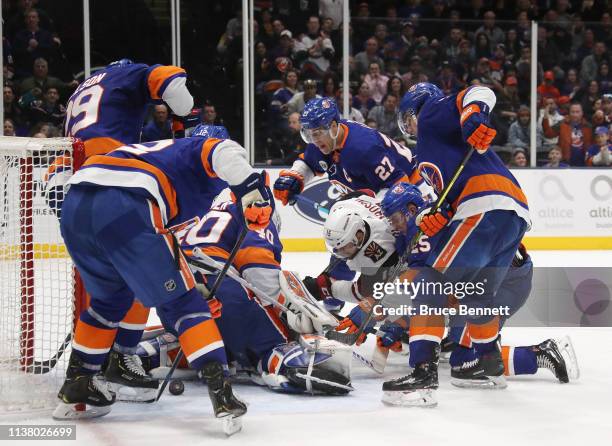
left=24, top=333, right=72, bottom=374
left=155, top=224, right=249, bottom=402
left=326, top=146, right=476, bottom=345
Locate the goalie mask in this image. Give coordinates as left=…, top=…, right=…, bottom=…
left=323, top=205, right=367, bottom=259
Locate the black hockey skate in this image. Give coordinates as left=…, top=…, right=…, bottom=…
left=104, top=350, right=159, bottom=402
left=382, top=361, right=439, bottom=407
left=53, top=352, right=115, bottom=420
left=532, top=339, right=569, bottom=383
left=201, top=361, right=247, bottom=436
left=451, top=343, right=507, bottom=389
left=440, top=336, right=456, bottom=363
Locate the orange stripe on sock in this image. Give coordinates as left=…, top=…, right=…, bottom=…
left=122, top=300, right=150, bottom=325
left=409, top=315, right=445, bottom=341
left=502, top=345, right=510, bottom=376
left=178, top=319, right=223, bottom=359
left=467, top=315, right=500, bottom=343
left=74, top=320, right=117, bottom=349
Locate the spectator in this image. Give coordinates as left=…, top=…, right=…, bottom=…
left=508, top=149, right=528, bottom=167
left=560, top=68, right=581, bottom=99
left=373, top=23, right=391, bottom=56
left=32, top=132, right=47, bottom=138
left=321, top=72, right=339, bottom=98
left=538, top=97, right=565, bottom=153
left=543, top=146, right=569, bottom=168
left=442, top=27, right=464, bottom=63
left=254, top=41, right=273, bottom=85
left=287, top=79, right=320, bottom=114
left=12, top=8, right=54, bottom=75
left=387, top=76, right=405, bottom=99
left=365, top=118, right=378, bottom=129
left=319, top=0, right=343, bottom=31
left=201, top=103, right=220, bottom=125
left=266, top=112, right=307, bottom=166
left=141, top=104, right=172, bottom=142
left=508, top=105, right=531, bottom=150
left=537, top=26, right=562, bottom=71
left=469, top=57, right=501, bottom=92
left=492, top=76, right=521, bottom=145
left=296, top=16, right=335, bottom=78
left=27, top=86, right=66, bottom=126
left=336, top=89, right=365, bottom=124
left=4, top=118, right=16, bottom=136
left=269, top=68, right=299, bottom=117
left=576, top=80, right=600, bottom=118
left=270, top=29, right=295, bottom=61
left=580, top=42, right=608, bottom=83
left=3, top=84, right=25, bottom=129
left=598, top=62, right=612, bottom=94
left=543, top=102, right=592, bottom=166
left=586, top=125, right=612, bottom=166
left=354, top=38, right=385, bottom=77
left=353, top=81, right=376, bottom=118
left=389, top=21, right=417, bottom=63
left=474, top=32, right=492, bottom=60
left=29, top=121, right=59, bottom=138
left=537, top=71, right=561, bottom=103
left=455, top=39, right=476, bottom=83
left=475, top=11, right=505, bottom=48
left=368, top=94, right=400, bottom=138
left=504, top=28, right=522, bottom=63
left=19, top=57, right=77, bottom=100
left=364, top=62, right=389, bottom=104
left=435, top=61, right=462, bottom=95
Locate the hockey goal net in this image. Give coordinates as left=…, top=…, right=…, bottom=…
left=0, top=137, right=85, bottom=414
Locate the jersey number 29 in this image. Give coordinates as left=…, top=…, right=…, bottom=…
left=64, top=85, right=105, bottom=136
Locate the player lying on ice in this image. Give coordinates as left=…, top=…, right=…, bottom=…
left=132, top=199, right=354, bottom=396
left=53, top=125, right=274, bottom=429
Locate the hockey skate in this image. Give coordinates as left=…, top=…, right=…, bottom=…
left=450, top=343, right=507, bottom=389
left=201, top=361, right=248, bottom=436
left=439, top=336, right=456, bottom=363
left=381, top=361, right=439, bottom=407
left=533, top=338, right=579, bottom=383
left=53, top=352, right=115, bottom=420
left=104, top=350, right=160, bottom=402
left=555, top=336, right=580, bottom=380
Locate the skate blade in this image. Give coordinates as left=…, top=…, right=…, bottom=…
left=451, top=375, right=507, bottom=389
left=556, top=336, right=580, bottom=381
left=381, top=389, right=437, bottom=407
left=219, top=414, right=243, bottom=436
left=52, top=402, right=111, bottom=420
left=107, top=382, right=157, bottom=403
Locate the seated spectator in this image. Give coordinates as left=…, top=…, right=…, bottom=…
left=29, top=121, right=59, bottom=138
left=12, top=8, right=54, bottom=76
left=576, top=80, right=600, bottom=118
left=586, top=125, right=612, bottom=166
left=32, top=132, right=47, bottom=138
left=336, top=89, right=365, bottom=124
left=364, top=62, right=389, bottom=104
left=537, top=71, right=561, bottom=103
left=435, top=61, right=462, bottom=95
left=321, top=72, right=339, bottom=98
left=254, top=41, right=273, bottom=85
left=543, top=102, right=592, bottom=166
left=201, top=102, right=221, bottom=126
left=353, top=81, right=376, bottom=119
left=474, top=32, right=492, bottom=60
left=492, top=76, right=521, bottom=146
left=592, top=109, right=607, bottom=128
left=504, top=29, right=522, bottom=63
left=141, top=104, right=172, bottom=142
left=4, top=118, right=16, bottom=136
left=266, top=111, right=306, bottom=166
left=508, top=149, right=528, bottom=167
left=543, top=146, right=569, bottom=168
left=27, top=86, right=66, bottom=126
left=287, top=79, right=320, bottom=115
left=475, top=10, right=505, bottom=48
left=19, top=57, right=77, bottom=100
left=269, top=68, right=299, bottom=117
left=387, top=75, right=405, bottom=99
left=354, top=38, right=385, bottom=78
left=368, top=94, right=400, bottom=138
left=508, top=105, right=531, bottom=150
left=365, top=118, right=378, bottom=129
left=270, top=29, right=295, bottom=61
left=537, top=97, right=564, bottom=153
left=598, top=62, right=612, bottom=94
left=560, top=68, right=581, bottom=99
left=580, top=42, right=608, bottom=83
left=442, top=27, right=464, bottom=63
left=295, top=16, right=334, bottom=78
left=388, top=21, right=417, bottom=63
left=3, top=84, right=25, bottom=130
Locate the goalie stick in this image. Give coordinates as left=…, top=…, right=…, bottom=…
left=155, top=224, right=249, bottom=402
left=326, top=146, right=476, bottom=346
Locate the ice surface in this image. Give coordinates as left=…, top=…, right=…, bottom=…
left=9, top=251, right=612, bottom=446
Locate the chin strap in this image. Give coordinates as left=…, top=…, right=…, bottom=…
left=329, top=121, right=341, bottom=152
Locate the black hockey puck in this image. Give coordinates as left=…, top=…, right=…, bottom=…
left=169, top=379, right=185, bottom=395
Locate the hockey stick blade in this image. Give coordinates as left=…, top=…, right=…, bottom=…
left=24, top=333, right=72, bottom=374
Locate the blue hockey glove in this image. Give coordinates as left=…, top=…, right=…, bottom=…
left=273, top=170, right=304, bottom=205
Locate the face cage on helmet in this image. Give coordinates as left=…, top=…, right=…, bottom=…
left=397, top=110, right=416, bottom=138
left=300, top=122, right=340, bottom=145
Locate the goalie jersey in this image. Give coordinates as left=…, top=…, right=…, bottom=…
left=67, top=137, right=250, bottom=226
left=64, top=63, right=193, bottom=157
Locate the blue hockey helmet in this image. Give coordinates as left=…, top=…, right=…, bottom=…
left=300, top=97, right=341, bottom=144
left=107, top=58, right=134, bottom=69
left=191, top=124, right=230, bottom=140
left=381, top=182, right=425, bottom=218
left=397, top=82, right=443, bottom=136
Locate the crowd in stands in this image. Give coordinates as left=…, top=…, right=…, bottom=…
left=2, top=0, right=612, bottom=168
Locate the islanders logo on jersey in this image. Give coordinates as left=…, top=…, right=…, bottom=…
left=418, top=162, right=444, bottom=194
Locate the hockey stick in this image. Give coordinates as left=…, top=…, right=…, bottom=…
left=155, top=224, right=249, bottom=402
left=326, top=147, right=476, bottom=346
left=293, top=195, right=330, bottom=215
left=24, top=333, right=72, bottom=374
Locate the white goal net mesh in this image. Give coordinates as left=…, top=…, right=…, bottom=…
left=0, top=137, right=83, bottom=414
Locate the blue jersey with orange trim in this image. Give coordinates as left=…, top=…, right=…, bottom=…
left=299, top=120, right=419, bottom=195
left=180, top=201, right=282, bottom=275
left=415, top=87, right=530, bottom=225
left=64, top=63, right=187, bottom=157
left=68, top=137, right=230, bottom=226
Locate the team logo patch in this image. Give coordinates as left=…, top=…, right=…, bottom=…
left=165, top=279, right=177, bottom=292
left=319, top=160, right=328, bottom=171
left=418, top=162, right=444, bottom=194
left=322, top=99, right=330, bottom=108
left=364, top=241, right=387, bottom=263
left=392, top=184, right=406, bottom=195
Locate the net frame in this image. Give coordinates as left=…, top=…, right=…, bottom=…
left=0, top=137, right=85, bottom=414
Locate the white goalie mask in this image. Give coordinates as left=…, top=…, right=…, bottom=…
left=323, top=205, right=367, bottom=259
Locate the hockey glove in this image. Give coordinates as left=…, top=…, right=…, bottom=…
left=230, top=171, right=274, bottom=231
left=377, top=322, right=405, bottom=352
left=302, top=273, right=332, bottom=300
left=335, top=305, right=375, bottom=346
left=415, top=203, right=453, bottom=237
left=460, top=102, right=497, bottom=154
left=273, top=169, right=304, bottom=205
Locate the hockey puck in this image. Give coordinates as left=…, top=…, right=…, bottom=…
left=169, top=379, right=185, bottom=395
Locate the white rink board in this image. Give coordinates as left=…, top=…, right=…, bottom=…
left=266, top=168, right=612, bottom=241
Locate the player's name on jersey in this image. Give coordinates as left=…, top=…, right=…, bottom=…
left=373, top=304, right=511, bottom=318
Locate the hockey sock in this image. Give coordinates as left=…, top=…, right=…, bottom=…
left=113, top=299, right=150, bottom=354
left=72, top=313, right=118, bottom=373
left=449, top=344, right=477, bottom=368
left=467, top=316, right=500, bottom=354
left=501, top=346, right=537, bottom=376
left=408, top=315, right=445, bottom=367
